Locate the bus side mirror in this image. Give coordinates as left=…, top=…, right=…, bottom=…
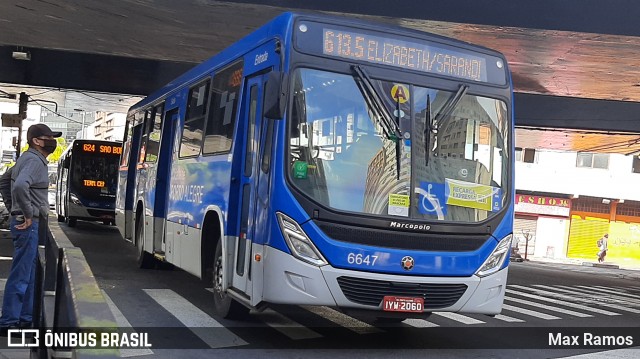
left=264, top=71, right=286, bottom=119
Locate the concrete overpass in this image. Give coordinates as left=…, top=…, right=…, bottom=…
left=1, top=0, right=639, bottom=152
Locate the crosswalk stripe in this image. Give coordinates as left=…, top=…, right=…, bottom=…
left=257, top=309, right=323, bottom=340
left=102, top=290, right=154, bottom=357
left=433, top=312, right=485, bottom=325
left=504, top=295, right=592, bottom=317
left=143, top=289, right=248, bottom=348
left=501, top=304, right=560, bottom=320
left=531, top=285, right=640, bottom=314
left=403, top=319, right=440, bottom=327
left=300, top=306, right=383, bottom=334
left=494, top=314, right=525, bottom=322
left=579, top=286, right=640, bottom=301
left=506, top=288, right=620, bottom=316
left=559, top=286, right=640, bottom=306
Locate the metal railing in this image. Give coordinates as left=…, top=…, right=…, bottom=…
left=31, top=209, right=118, bottom=358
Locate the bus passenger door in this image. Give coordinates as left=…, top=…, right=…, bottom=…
left=233, top=74, right=270, bottom=297
left=153, top=108, right=178, bottom=255
left=118, top=114, right=144, bottom=241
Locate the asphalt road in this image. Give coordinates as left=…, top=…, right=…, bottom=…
left=2, top=219, right=640, bottom=358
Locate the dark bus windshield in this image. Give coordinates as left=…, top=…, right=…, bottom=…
left=70, top=143, right=121, bottom=200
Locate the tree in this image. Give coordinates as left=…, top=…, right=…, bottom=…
left=20, top=137, right=68, bottom=163
left=47, top=137, right=68, bottom=163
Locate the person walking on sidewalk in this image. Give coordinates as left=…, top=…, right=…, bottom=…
left=0, top=124, right=61, bottom=333
left=597, top=233, right=609, bottom=263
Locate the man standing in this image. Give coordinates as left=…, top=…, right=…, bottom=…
left=0, top=124, right=61, bottom=332
left=597, top=233, right=609, bottom=263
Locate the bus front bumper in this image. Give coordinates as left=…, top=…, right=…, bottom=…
left=262, top=245, right=508, bottom=316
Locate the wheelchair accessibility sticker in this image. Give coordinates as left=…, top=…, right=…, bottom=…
left=416, top=179, right=502, bottom=218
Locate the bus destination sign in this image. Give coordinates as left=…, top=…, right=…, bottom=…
left=323, top=28, right=487, bottom=83
left=84, top=180, right=105, bottom=188
left=81, top=143, right=122, bottom=155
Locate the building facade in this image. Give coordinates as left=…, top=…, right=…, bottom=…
left=515, top=149, right=640, bottom=268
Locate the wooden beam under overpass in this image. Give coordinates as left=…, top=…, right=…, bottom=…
left=1, top=46, right=639, bottom=133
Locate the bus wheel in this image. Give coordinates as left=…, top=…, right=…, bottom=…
left=67, top=217, right=77, bottom=227
left=135, top=215, right=155, bottom=269
left=103, top=220, right=112, bottom=226
left=212, top=240, right=249, bottom=319
left=57, top=215, right=65, bottom=222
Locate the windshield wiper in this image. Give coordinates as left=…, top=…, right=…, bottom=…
left=351, top=64, right=402, bottom=179
left=395, top=97, right=402, bottom=180
left=424, top=94, right=431, bottom=166
left=428, top=84, right=469, bottom=160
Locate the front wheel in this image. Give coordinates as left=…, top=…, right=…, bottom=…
left=212, top=240, right=249, bottom=319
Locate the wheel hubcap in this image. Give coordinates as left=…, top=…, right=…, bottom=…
left=214, top=256, right=225, bottom=298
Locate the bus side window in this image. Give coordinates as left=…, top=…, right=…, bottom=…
left=139, top=109, right=152, bottom=164
left=261, top=86, right=274, bottom=174
left=145, top=103, right=164, bottom=163
left=180, top=80, right=210, bottom=158
left=121, top=115, right=134, bottom=167
left=203, top=60, right=243, bottom=155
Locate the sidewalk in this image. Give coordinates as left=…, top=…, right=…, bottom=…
left=524, top=255, right=640, bottom=281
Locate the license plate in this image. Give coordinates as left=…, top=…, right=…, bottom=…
left=382, top=296, right=424, bottom=313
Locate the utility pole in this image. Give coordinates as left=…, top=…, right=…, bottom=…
left=16, top=92, right=28, bottom=159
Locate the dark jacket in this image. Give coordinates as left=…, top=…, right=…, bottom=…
left=0, top=166, right=13, bottom=211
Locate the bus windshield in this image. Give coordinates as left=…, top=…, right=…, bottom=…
left=288, top=68, right=509, bottom=223
left=71, top=152, right=119, bottom=199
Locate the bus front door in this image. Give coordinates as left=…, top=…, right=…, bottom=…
left=233, top=74, right=271, bottom=300
left=153, top=108, right=179, bottom=254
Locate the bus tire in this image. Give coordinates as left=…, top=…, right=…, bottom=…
left=135, top=215, right=155, bottom=269
left=57, top=215, right=65, bottom=222
left=67, top=217, right=77, bottom=227
left=212, top=240, right=249, bottom=319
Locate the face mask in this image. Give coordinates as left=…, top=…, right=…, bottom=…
left=42, top=139, right=57, bottom=154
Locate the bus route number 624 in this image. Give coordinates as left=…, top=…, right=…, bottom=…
left=347, top=253, right=378, bottom=266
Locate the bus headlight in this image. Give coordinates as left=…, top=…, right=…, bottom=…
left=69, top=193, right=83, bottom=206
left=276, top=212, right=327, bottom=266
left=475, top=234, right=512, bottom=277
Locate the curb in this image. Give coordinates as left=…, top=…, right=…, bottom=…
left=581, top=261, right=620, bottom=269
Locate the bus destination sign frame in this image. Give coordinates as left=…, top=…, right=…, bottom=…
left=294, top=21, right=507, bottom=86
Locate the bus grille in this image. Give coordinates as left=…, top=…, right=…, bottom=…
left=336, top=276, right=468, bottom=308
left=315, top=221, right=489, bottom=251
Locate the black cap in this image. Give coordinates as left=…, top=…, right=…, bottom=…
left=27, top=123, right=62, bottom=143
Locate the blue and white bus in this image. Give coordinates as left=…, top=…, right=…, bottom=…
left=116, top=12, right=514, bottom=321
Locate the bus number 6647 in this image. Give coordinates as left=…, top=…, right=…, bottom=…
left=347, top=253, right=378, bottom=266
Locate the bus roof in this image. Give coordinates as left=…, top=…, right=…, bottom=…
left=129, top=11, right=507, bottom=113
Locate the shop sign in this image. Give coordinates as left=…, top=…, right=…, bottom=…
left=515, top=194, right=571, bottom=217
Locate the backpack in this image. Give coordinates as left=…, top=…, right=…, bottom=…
left=596, top=239, right=603, bottom=247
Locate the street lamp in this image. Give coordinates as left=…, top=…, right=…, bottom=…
left=74, top=108, right=86, bottom=139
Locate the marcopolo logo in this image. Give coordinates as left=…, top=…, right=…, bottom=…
left=389, top=221, right=431, bottom=231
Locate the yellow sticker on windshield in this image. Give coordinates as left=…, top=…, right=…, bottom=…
left=391, top=84, right=410, bottom=104
left=388, top=193, right=410, bottom=217
left=445, top=179, right=497, bottom=212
